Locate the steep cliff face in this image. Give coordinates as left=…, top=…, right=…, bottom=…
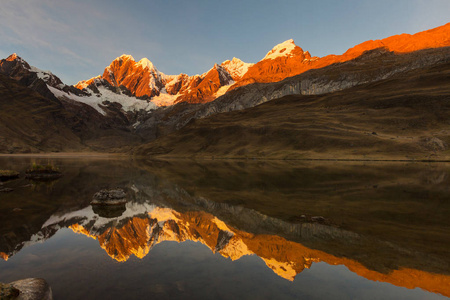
left=174, top=64, right=234, bottom=104
left=101, top=55, right=166, bottom=99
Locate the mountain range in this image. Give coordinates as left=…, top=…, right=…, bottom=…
left=0, top=22, right=449, bottom=158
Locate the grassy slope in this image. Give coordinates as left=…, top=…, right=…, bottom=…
left=135, top=60, right=450, bottom=160
left=0, top=74, right=144, bottom=153
left=0, top=74, right=86, bottom=153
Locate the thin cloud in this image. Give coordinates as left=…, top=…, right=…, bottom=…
left=0, top=1, right=93, bottom=64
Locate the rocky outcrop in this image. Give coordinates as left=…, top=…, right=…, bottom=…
left=9, top=278, right=53, bottom=300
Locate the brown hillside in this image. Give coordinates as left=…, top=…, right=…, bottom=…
left=134, top=58, right=450, bottom=160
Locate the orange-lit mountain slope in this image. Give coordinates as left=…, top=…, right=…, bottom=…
left=75, top=23, right=449, bottom=106
left=76, top=56, right=237, bottom=105
left=235, top=22, right=450, bottom=88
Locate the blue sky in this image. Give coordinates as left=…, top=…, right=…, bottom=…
left=0, top=0, right=448, bottom=84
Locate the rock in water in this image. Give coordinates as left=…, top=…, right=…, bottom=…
left=8, top=278, right=52, bottom=300
left=91, top=188, right=127, bottom=205
left=92, top=203, right=127, bottom=218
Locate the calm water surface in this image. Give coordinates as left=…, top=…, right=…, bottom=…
left=0, top=156, right=449, bottom=299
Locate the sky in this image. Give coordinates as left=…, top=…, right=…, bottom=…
left=0, top=0, right=449, bottom=85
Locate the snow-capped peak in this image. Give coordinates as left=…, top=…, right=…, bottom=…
left=117, top=54, right=135, bottom=61
left=263, top=39, right=298, bottom=60
left=138, top=57, right=157, bottom=71
left=220, top=57, right=253, bottom=79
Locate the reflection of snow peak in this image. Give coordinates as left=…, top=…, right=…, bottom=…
left=42, top=202, right=329, bottom=281
left=5, top=196, right=450, bottom=295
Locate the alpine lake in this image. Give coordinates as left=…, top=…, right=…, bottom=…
left=0, top=155, right=449, bottom=300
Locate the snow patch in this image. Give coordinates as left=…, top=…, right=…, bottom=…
left=221, top=57, right=253, bottom=79
left=48, top=84, right=157, bottom=115
left=213, top=83, right=233, bottom=98
left=151, top=87, right=178, bottom=106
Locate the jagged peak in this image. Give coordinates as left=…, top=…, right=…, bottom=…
left=221, top=57, right=253, bottom=79
left=263, top=39, right=299, bottom=60
left=222, top=57, right=244, bottom=64
left=116, top=54, right=135, bottom=61
left=75, top=75, right=102, bottom=90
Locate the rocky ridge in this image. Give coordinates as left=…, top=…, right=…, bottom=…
left=76, top=54, right=244, bottom=106
left=132, top=46, right=450, bottom=146
left=74, top=23, right=450, bottom=108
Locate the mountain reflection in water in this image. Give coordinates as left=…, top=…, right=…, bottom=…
left=0, top=157, right=449, bottom=299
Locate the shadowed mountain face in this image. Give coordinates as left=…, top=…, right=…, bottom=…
left=0, top=158, right=449, bottom=297
left=0, top=74, right=85, bottom=153
left=134, top=48, right=450, bottom=160
left=0, top=72, right=145, bottom=153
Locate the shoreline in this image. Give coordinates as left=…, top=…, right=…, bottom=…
left=2, top=152, right=449, bottom=163
left=0, top=152, right=129, bottom=159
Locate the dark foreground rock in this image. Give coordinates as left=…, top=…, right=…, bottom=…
left=92, top=203, right=127, bottom=218
left=1, top=278, right=52, bottom=300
